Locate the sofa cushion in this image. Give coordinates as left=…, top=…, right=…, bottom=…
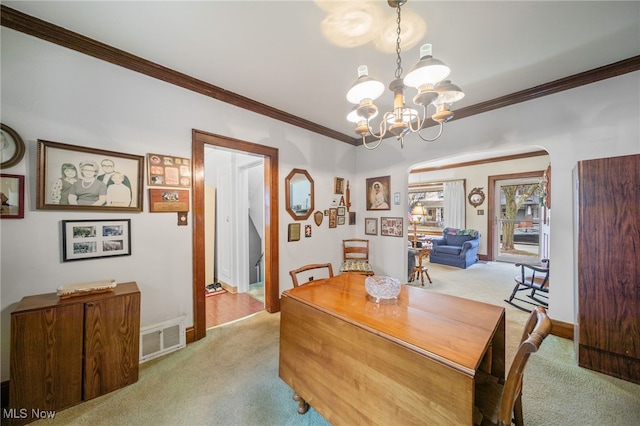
left=434, top=245, right=462, bottom=255
left=446, top=234, right=474, bottom=246
left=445, top=228, right=479, bottom=237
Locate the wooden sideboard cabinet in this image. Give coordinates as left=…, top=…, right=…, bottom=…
left=9, top=282, right=140, bottom=422
left=574, top=154, right=640, bottom=384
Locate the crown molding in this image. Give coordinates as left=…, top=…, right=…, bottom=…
left=409, top=150, right=548, bottom=174
left=2, top=5, right=639, bottom=147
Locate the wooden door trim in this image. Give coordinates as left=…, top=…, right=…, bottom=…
left=487, top=171, right=545, bottom=261
left=190, top=129, right=279, bottom=342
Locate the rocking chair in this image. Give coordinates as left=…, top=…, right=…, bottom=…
left=504, top=259, right=549, bottom=312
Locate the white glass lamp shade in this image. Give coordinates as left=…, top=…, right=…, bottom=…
left=346, top=65, right=385, bottom=104
left=403, top=44, right=451, bottom=88
left=346, top=105, right=378, bottom=123
left=434, top=80, right=465, bottom=104
left=411, top=203, right=426, bottom=216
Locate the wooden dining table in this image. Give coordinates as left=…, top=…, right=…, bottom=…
left=279, top=272, right=505, bottom=425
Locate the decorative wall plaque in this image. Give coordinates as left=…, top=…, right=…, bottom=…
left=468, top=187, right=485, bottom=208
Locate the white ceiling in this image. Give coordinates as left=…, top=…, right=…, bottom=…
left=3, top=1, right=640, bottom=145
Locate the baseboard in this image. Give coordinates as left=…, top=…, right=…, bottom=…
left=217, top=280, right=237, bottom=294
left=550, top=318, right=574, bottom=340
left=185, top=326, right=195, bottom=344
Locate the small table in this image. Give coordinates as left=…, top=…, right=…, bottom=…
left=409, top=246, right=432, bottom=285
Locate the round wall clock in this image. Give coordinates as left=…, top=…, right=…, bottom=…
left=1, top=124, right=26, bottom=169
left=468, top=187, right=485, bottom=208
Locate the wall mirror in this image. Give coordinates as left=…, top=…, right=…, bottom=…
left=285, top=168, right=314, bottom=220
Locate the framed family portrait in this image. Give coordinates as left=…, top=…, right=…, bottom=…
left=62, top=219, right=131, bottom=262
left=381, top=217, right=404, bottom=237
left=1, top=174, right=25, bottom=219
left=364, top=217, right=378, bottom=235
left=366, top=175, right=391, bottom=211
left=37, top=140, right=144, bottom=212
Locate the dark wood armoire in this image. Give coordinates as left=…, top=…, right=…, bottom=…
left=574, top=154, right=639, bottom=384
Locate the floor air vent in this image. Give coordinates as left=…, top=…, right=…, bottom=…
left=140, top=316, right=186, bottom=363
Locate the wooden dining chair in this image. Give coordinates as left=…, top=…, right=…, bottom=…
left=289, top=263, right=334, bottom=287
left=339, top=238, right=374, bottom=275
left=474, top=306, right=552, bottom=426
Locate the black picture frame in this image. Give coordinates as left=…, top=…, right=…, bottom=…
left=62, top=219, right=132, bottom=262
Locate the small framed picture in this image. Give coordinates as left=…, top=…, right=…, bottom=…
left=338, top=216, right=345, bottom=225
left=288, top=223, right=301, bottom=242
left=1, top=174, right=25, bottom=219
left=349, top=211, right=356, bottom=225
left=381, top=217, right=404, bottom=237
left=329, top=208, right=337, bottom=228
left=334, top=177, right=345, bottom=194
left=62, top=219, right=131, bottom=262
left=337, top=206, right=346, bottom=216
left=365, top=218, right=378, bottom=235
left=305, top=224, right=312, bottom=238
left=147, top=153, right=191, bottom=187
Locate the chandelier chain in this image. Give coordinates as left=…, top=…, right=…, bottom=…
left=394, top=3, right=403, bottom=79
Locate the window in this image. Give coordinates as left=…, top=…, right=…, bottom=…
left=408, top=184, right=445, bottom=233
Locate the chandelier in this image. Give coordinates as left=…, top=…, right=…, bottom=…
left=346, top=0, right=464, bottom=150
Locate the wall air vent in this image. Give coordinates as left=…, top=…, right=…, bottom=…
left=140, top=315, right=186, bottom=363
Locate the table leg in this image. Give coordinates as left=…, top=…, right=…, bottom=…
left=293, top=393, right=309, bottom=414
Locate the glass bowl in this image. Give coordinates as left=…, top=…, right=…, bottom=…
left=365, top=276, right=401, bottom=303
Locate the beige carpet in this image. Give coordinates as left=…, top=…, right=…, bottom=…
left=34, top=262, right=640, bottom=425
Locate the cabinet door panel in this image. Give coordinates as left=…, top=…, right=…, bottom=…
left=83, top=292, right=141, bottom=400
left=10, top=304, right=84, bottom=414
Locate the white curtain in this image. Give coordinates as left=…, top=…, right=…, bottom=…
left=444, top=180, right=465, bottom=229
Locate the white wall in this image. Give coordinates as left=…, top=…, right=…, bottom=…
left=352, top=71, right=640, bottom=325
left=2, top=25, right=639, bottom=382
left=0, top=28, right=355, bottom=381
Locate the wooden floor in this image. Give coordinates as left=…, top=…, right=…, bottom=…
left=205, top=291, right=264, bottom=329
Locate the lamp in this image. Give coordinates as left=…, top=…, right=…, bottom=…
left=346, top=0, right=464, bottom=150
left=411, top=203, right=426, bottom=247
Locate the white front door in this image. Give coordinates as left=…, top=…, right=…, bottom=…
left=494, top=177, right=542, bottom=263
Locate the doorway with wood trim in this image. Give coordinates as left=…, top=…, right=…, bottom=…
left=487, top=171, right=548, bottom=263
left=191, top=130, right=279, bottom=342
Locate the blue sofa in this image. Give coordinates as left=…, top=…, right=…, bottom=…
left=429, top=227, right=480, bottom=269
